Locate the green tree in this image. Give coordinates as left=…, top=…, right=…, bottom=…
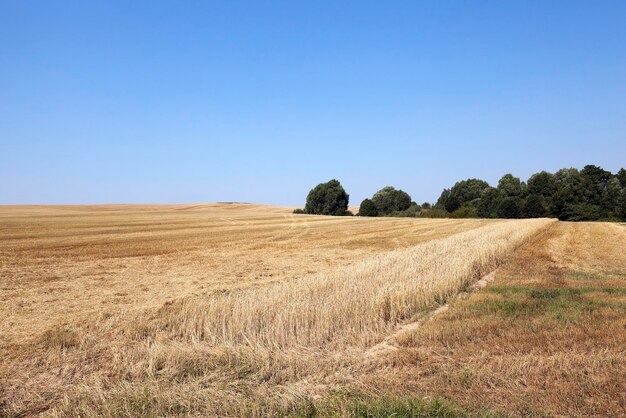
left=434, top=188, right=450, bottom=210
left=527, top=171, right=555, bottom=196
left=497, top=174, right=523, bottom=197
left=561, top=203, right=602, bottom=221
left=358, top=198, right=378, bottom=217
left=605, top=178, right=623, bottom=218
left=371, top=186, right=412, bottom=215
left=522, top=194, right=547, bottom=218
left=620, top=189, right=626, bottom=221
left=497, top=197, right=522, bottom=219
left=476, top=187, right=500, bottom=218
left=444, top=179, right=490, bottom=212
left=551, top=168, right=585, bottom=219
left=304, top=179, right=349, bottom=216
left=580, top=164, right=612, bottom=207
left=616, top=168, right=626, bottom=188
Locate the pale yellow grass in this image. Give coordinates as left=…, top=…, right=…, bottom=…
left=0, top=203, right=487, bottom=345
left=0, top=204, right=554, bottom=416
left=145, top=218, right=554, bottom=349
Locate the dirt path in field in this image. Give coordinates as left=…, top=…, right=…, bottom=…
left=364, top=270, right=498, bottom=358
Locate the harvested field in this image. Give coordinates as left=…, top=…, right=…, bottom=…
left=368, top=222, right=626, bottom=417
left=0, top=204, right=557, bottom=416
left=0, top=203, right=488, bottom=345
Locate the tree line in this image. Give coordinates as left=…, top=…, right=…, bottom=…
left=295, top=165, right=626, bottom=221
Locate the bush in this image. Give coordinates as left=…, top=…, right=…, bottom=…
left=304, top=179, right=349, bottom=216
left=451, top=206, right=478, bottom=218
left=401, top=203, right=421, bottom=217
left=358, top=198, right=378, bottom=217
left=292, top=208, right=305, bottom=214
left=416, top=208, right=450, bottom=218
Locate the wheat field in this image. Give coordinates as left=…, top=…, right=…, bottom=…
left=0, top=204, right=554, bottom=416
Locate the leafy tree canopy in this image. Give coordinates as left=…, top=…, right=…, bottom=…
left=523, top=194, right=547, bottom=218
left=445, top=179, right=490, bottom=212
left=304, top=179, right=349, bottom=216
left=497, top=174, right=523, bottom=197
left=616, top=168, right=626, bottom=188
left=435, top=188, right=450, bottom=210
left=497, top=197, right=522, bottom=219
left=580, top=164, right=612, bottom=206
left=476, top=187, right=500, bottom=218
left=371, top=186, right=412, bottom=215
left=527, top=171, right=555, bottom=197
left=358, top=198, right=378, bottom=217
left=430, top=165, right=623, bottom=222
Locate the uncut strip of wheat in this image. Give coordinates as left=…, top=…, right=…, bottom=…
left=152, top=219, right=554, bottom=349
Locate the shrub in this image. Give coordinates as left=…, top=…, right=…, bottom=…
left=451, top=206, right=478, bottom=218
left=401, top=202, right=421, bottom=217
left=304, top=179, right=349, bottom=216
left=416, top=208, right=450, bottom=218
left=292, top=208, right=305, bottom=214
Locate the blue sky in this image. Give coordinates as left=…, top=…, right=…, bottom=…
left=1, top=1, right=625, bottom=205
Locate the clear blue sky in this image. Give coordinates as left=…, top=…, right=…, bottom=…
left=1, top=1, right=625, bottom=205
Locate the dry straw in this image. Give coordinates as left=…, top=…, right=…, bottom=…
left=149, top=219, right=555, bottom=350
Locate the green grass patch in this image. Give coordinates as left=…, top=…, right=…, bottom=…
left=474, top=287, right=622, bottom=322
left=486, top=285, right=626, bottom=297
left=290, top=392, right=496, bottom=418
